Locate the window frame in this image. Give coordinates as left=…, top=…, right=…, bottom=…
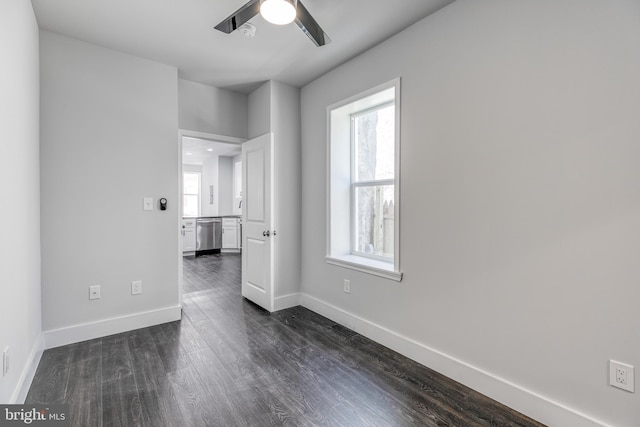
left=326, top=78, right=402, bottom=281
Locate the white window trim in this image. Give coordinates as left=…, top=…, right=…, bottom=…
left=326, top=78, right=402, bottom=282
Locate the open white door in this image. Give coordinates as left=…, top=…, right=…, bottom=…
left=241, top=133, right=274, bottom=312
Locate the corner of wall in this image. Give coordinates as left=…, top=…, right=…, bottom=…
left=11, top=335, right=44, bottom=404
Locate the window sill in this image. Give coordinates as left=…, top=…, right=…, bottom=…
left=326, top=255, right=403, bottom=282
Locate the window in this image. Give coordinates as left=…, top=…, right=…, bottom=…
left=327, top=79, right=402, bottom=281
left=183, top=172, right=200, bottom=217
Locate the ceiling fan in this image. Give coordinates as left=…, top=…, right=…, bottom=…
left=214, top=0, right=330, bottom=47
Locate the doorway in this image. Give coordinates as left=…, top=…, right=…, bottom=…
left=178, top=130, right=245, bottom=303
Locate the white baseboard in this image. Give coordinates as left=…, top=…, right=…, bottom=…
left=221, top=249, right=241, bottom=253
left=11, top=334, right=44, bottom=404
left=43, top=306, right=182, bottom=350
left=274, top=293, right=300, bottom=312
left=299, top=293, right=612, bottom=427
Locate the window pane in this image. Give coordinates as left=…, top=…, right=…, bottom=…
left=354, top=104, right=395, bottom=182
left=354, top=184, right=394, bottom=258
left=184, top=173, right=199, bottom=195
left=183, top=195, right=198, bottom=217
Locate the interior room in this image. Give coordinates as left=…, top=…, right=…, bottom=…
left=1, top=1, right=639, bottom=426
left=181, top=136, right=243, bottom=293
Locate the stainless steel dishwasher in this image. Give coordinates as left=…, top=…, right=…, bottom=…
left=195, top=217, right=222, bottom=256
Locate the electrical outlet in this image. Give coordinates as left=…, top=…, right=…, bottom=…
left=89, top=285, right=101, bottom=300
left=343, top=279, right=351, bottom=294
left=143, top=197, right=153, bottom=211
left=3, top=347, right=9, bottom=376
left=610, top=360, right=635, bottom=392
left=131, top=280, right=142, bottom=295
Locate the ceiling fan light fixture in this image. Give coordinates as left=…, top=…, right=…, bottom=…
left=260, top=0, right=297, bottom=25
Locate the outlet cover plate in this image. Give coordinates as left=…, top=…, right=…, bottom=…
left=343, top=279, right=351, bottom=294
left=610, top=360, right=635, bottom=392
left=89, top=285, right=101, bottom=300
left=132, top=281, right=142, bottom=295
left=143, top=198, right=153, bottom=211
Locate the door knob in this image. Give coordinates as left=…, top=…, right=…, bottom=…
left=272, top=230, right=277, bottom=236
left=263, top=230, right=270, bottom=237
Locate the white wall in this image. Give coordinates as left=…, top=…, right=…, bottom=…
left=178, top=79, right=248, bottom=139
left=232, top=154, right=242, bottom=216
left=201, top=155, right=219, bottom=217
left=248, top=82, right=271, bottom=139
left=248, top=81, right=302, bottom=307
left=270, top=82, right=302, bottom=301
left=0, top=0, right=42, bottom=403
left=40, top=31, right=181, bottom=343
left=300, top=1, right=640, bottom=426
left=218, top=156, right=234, bottom=216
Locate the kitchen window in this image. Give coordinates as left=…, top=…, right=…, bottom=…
left=327, top=78, right=402, bottom=281
left=183, top=172, right=200, bottom=217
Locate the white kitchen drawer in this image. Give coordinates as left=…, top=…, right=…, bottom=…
left=222, top=217, right=238, bottom=226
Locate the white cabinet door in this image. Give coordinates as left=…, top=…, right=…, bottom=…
left=222, top=217, right=239, bottom=249
left=241, top=133, right=274, bottom=312
left=183, top=228, right=196, bottom=251
left=222, top=225, right=238, bottom=248
left=182, top=219, right=196, bottom=252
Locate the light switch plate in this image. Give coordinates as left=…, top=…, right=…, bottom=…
left=131, top=280, right=142, bottom=295
left=143, top=197, right=153, bottom=211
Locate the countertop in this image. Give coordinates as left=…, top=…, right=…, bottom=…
left=183, top=215, right=241, bottom=219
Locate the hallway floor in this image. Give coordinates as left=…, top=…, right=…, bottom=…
left=26, top=254, right=545, bottom=426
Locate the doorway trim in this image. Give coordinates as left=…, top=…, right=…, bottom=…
left=177, top=129, right=246, bottom=306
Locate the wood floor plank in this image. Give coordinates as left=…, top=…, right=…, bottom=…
left=26, top=345, right=73, bottom=404
left=167, top=366, right=236, bottom=426
left=101, top=334, right=133, bottom=382
left=127, top=329, right=167, bottom=392
left=136, top=376, right=185, bottom=427
left=102, top=374, right=143, bottom=427
left=65, top=343, right=103, bottom=427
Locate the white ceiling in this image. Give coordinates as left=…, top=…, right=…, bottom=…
left=183, top=137, right=242, bottom=166
left=31, top=0, right=455, bottom=93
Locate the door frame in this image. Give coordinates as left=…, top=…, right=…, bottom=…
left=177, top=129, right=246, bottom=306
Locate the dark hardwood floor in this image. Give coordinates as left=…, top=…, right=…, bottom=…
left=26, top=253, right=545, bottom=426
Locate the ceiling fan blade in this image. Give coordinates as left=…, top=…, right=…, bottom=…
left=214, top=0, right=261, bottom=34
left=294, top=0, right=331, bottom=47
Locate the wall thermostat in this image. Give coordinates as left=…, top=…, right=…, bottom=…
left=159, top=198, right=167, bottom=211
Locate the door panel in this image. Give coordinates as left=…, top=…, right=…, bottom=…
left=241, top=133, right=274, bottom=311
left=246, top=238, right=265, bottom=291
left=246, top=148, right=265, bottom=222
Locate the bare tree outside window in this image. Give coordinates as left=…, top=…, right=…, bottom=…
left=352, top=103, right=394, bottom=259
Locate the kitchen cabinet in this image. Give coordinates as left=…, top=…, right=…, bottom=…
left=222, top=217, right=240, bottom=250
left=182, top=218, right=196, bottom=253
